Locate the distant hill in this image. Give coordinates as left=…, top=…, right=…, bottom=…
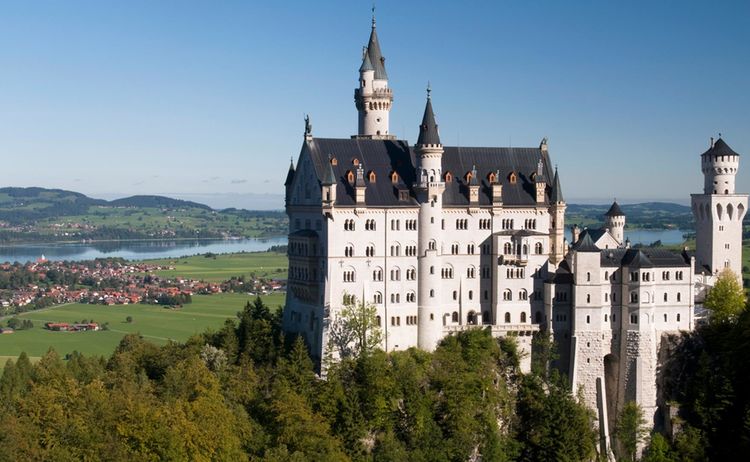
left=566, top=202, right=695, bottom=230
left=0, top=187, right=287, bottom=243
left=109, top=195, right=212, bottom=210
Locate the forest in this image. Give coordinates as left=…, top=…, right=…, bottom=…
left=0, top=288, right=747, bottom=461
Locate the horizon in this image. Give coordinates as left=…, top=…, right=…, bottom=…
left=1, top=1, right=748, bottom=206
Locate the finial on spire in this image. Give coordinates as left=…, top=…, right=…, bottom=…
left=371, top=3, right=376, bottom=26
left=304, top=114, right=312, bottom=136
left=426, top=81, right=431, bottom=99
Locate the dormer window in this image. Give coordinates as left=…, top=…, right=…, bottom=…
left=368, top=171, right=376, bottom=183
left=529, top=172, right=537, bottom=181
left=390, top=171, right=398, bottom=184
left=465, top=171, right=473, bottom=183
left=346, top=170, right=355, bottom=184
left=444, top=171, right=453, bottom=182
left=508, top=172, right=517, bottom=184
left=487, top=172, right=497, bottom=183
left=330, top=157, right=338, bottom=166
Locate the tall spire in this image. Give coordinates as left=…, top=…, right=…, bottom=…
left=417, top=86, right=440, bottom=146
left=551, top=166, right=563, bottom=203
left=366, top=12, right=387, bottom=80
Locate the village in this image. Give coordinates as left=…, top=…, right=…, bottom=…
left=0, top=255, right=286, bottom=317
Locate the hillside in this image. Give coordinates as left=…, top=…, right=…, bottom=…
left=566, top=202, right=696, bottom=230
left=0, top=187, right=286, bottom=243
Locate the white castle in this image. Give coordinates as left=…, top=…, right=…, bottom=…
left=282, top=15, right=747, bottom=456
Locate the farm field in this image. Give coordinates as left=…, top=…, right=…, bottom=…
left=0, top=292, right=285, bottom=360
left=143, top=251, right=288, bottom=281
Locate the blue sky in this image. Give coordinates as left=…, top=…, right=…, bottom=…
left=1, top=0, right=748, bottom=209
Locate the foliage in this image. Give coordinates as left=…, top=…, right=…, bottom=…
left=660, top=287, right=750, bottom=460
left=0, top=297, right=599, bottom=461
left=326, top=294, right=383, bottom=360
left=703, top=269, right=746, bottom=324
left=615, top=401, right=648, bottom=461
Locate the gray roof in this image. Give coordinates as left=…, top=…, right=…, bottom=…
left=302, top=138, right=555, bottom=207
left=417, top=96, right=441, bottom=146
left=359, top=51, right=374, bottom=72
left=366, top=23, right=387, bottom=80
left=600, top=248, right=690, bottom=268
left=551, top=167, right=563, bottom=203
left=605, top=201, right=624, bottom=217
left=284, top=161, right=295, bottom=186
left=578, top=228, right=607, bottom=243
left=322, top=157, right=336, bottom=185
left=572, top=232, right=600, bottom=252
left=702, top=138, right=740, bottom=158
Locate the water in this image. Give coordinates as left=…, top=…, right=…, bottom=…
left=0, top=237, right=289, bottom=264
left=0, top=228, right=687, bottom=264
left=564, top=228, right=688, bottom=246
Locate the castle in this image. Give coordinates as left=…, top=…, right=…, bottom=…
left=282, top=14, right=747, bottom=456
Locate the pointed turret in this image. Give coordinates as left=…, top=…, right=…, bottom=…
left=605, top=201, right=624, bottom=217
left=354, top=11, right=393, bottom=139
left=322, top=159, right=336, bottom=186
left=359, top=49, right=374, bottom=73
left=284, top=159, right=296, bottom=187
left=417, top=89, right=441, bottom=146
left=551, top=166, right=563, bottom=203
left=604, top=200, right=626, bottom=246
left=366, top=16, right=387, bottom=80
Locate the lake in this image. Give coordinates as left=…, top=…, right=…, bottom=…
left=0, top=237, right=288, bottom=264
left=564, top=228, right=688, bottom=247
left=0, top=228, right=688, bottom=264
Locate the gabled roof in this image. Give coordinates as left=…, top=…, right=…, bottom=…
left=578, top=228, right=607, bottom=243
left=600, top=248, right=690, bottom=268
left=572, top=232, right=600, bottom=252
left=702, top=138, right=740, bottom=157
left=550, top=167, right=563, bottom=203
left=605, top=201, right=624, bottom=217
left=366, top=22, right=387, bottom=80
left=417, top=95, right=441, bottom=146
left=302, top=138, right=555, bottom=207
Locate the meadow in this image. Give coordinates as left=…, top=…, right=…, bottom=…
left=0, top=292, right=285, bottom=360
left=143, top=251, right=288, bottom=281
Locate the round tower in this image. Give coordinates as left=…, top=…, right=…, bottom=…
left=604, top=200, right=625, bottom=246
left=692, top=137, right=748, bottom=279
left=702, top=138, right=739, bottom=195
left=415, top=88, right=445, bottom=351
left=353, top=15, right=394, bottom=139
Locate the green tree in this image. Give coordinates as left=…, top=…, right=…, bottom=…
left=615, top=401, right=648, bottom=462
left=641, top=432, right=675, bottom=462
left=327, top=293, right=383, bottom=360
left=704, top=269, right=746, bottom=324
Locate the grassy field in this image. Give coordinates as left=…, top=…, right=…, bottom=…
left=143, top=251, right=288, bottom=281
left=0, top=293, right=285, bottom=360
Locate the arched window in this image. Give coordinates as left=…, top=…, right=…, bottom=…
left=677, top=293, right=681, bottom=302
left=535, top=242, right=543, bottom=254
left=373, top=292, right=382, bottom=304
left=452, top=312, right=459, bottom=323
left=488, top=171, right=497, bottom=183
left=586, top=294, right=591, bottom=303
left=586, top=315, right=590, bottom=323
left=535, top=311, right=542, bottom=323
left=444, top=171, right=453, bottom=182
left=508, top=172, right=517, bottom=184
left=630, top=292, right=638, bottom=303
left=519, top=289, right=528, bottom=301
left=521, top=312, right=527, bottom=323
left=503, top=289, right=512, bottom=301
left=368, top=171, right=376, bottom=183
left=390, top=171, right=399, bottom=184
left=430, top=289, right=435, bottom=298
left=504, top=312, right=511, bottom=323
left=587, top=272, right=591, bottom=282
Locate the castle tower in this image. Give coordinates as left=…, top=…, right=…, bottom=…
left=353, top=14, right=394, bottom=139
left=604, top=201, right=625, bottom=246
left=415, top=88, right=445, bottom=351
left=549, top=165, right=566, bottom=264
left=691, top=137, right=748, bottom=279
